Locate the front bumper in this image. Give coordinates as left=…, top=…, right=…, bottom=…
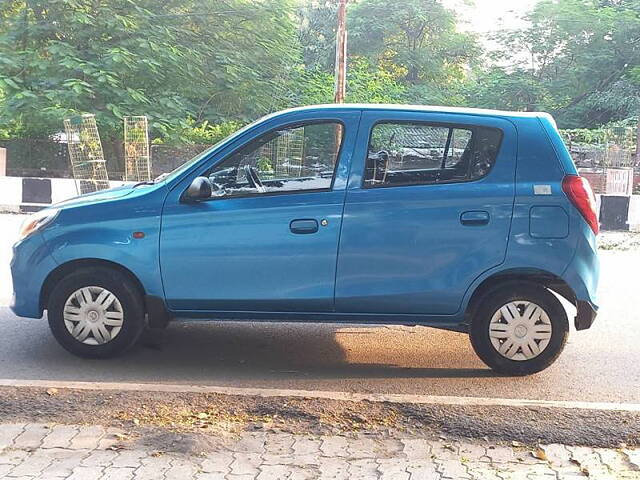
left=10, top=233, right=57, bottom=318
left=575, top=300, right=597, bottom=330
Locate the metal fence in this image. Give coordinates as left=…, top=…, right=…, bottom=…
left=562, top=127, right=638, bottom=195
left=0, top=139, right=210, bottom=180
left=63, top=114, right=110, bottom=193
left=124, top=116, right=152, bottom=182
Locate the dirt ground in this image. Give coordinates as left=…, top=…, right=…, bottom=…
left=0, top=387, right=638, bottom=454
left=598, top=230, right=640, bottom=250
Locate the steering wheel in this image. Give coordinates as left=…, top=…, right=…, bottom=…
left=244, top=164, right=266, bottom=193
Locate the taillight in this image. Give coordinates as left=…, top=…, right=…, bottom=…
left=562, top=175, right=599, bottom=235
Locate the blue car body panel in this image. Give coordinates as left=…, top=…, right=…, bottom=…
left=10, top=104, right=599, bottom=330
left=10, top=232, right=58, bottom=318
left=159, top=109, right=360, bottom=312
left=335, top=111, right=517, bottom=315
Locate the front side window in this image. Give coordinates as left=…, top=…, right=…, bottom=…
left=364, top=122, right=502, bottom=188
left=205, top=122, right=343, bottom=198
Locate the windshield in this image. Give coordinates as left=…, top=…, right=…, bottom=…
left=153, top=118, right=267, bottom=184
left=153, top=145, right=216, bottom=183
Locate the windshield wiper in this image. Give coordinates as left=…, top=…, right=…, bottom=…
left=154, top=173, right=169, bottom=182
left=132, top=172, right=170, bottom=188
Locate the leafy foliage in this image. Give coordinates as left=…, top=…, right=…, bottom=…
left=0, top=0, right=639, bottom=143
left=469, top=0, right=640, bottom=127
left=0, top=0, right=298, bottom=139
left=159, top=120, right=244, bottom=145
left=348, top=0, right=480, bottom=86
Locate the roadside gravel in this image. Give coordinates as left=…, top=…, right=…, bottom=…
left=0, top=387, right=637, bottom=449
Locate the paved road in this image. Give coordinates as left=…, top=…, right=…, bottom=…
left=1, top=214, right=639, bottom=404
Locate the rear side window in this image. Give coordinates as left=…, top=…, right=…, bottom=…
left=364, top=122, right=502, bottom=188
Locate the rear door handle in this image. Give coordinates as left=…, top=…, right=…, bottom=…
left=290, top=219, right=319, bottom=234
left=460, top=210, right=490, bottom=226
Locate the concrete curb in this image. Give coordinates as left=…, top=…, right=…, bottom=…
left=1, top=378, right=639, bottom=412
left=0, top=176, right=132, bottom=213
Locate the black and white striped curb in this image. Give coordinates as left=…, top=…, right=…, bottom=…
left=0, top=176, right=131, bottom=213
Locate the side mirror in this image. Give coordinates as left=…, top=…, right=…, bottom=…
left=183, top=176, right=212, bottom=202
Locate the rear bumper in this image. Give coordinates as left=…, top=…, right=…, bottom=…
left=575, top=300, right=597, bottom=330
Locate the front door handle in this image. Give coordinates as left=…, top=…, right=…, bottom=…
left=460, top=210, right=490, bottom=226
left=290, top=219, right=319, bottom=234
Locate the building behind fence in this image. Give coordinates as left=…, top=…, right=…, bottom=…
left=562, top=126, right=638, bottom=196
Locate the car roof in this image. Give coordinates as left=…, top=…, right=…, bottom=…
left=272, top=103, right=550, bottom=121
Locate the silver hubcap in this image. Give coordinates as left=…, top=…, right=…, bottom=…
left=63, top=286, right=124, bottom=345
left=489, top=301, right=552, bottom=361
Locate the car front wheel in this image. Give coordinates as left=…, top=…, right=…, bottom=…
left=48, top=267, right=145, bottom=358
left=469, top=282, right=569, bottom=375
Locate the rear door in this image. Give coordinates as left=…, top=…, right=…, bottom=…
left=335, top=110, right=517, bottom=315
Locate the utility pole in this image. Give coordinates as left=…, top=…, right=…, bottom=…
left=636, top=112, right=640, bottom=167
left=334, top=0, right=347, bottom=103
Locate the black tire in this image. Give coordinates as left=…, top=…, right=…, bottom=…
left=47, top=267, right=145, bottom=358
left=469, top=282, right=569, bottom=376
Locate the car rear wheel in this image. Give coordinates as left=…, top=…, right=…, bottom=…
left=48, top=267, right=145, bottom=358
left=469, top=282, right=569, bottom=375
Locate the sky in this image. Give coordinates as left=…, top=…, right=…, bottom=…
left=441, top=0, right=540, bottom=61
left=442, top=0, right=539, bottom=35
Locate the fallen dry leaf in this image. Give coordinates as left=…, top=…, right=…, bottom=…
left=532, top=448, right=548, bottom=461
left=46, top=388, right=58, bottom=396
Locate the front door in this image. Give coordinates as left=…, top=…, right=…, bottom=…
left=335, top=111, right=517, bottom=316
left=160, top=114, right=359, bottom=313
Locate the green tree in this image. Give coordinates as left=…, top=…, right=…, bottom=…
left=348, top=0, right=480, bottom=86
left=0, top=0, right=299, bottom=139
left=466, top=67, right=551, bottom=112
left=294, top=56, right=407, bottom=105
left=297, top=0, right=338, bottom=72
left=472, top=0, right=640, bottom=127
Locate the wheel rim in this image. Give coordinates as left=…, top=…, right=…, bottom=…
left=489, top=301, right=553, bottom=361
left=63, top=286, right=124, bottom=345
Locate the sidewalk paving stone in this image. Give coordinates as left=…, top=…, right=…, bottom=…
left=39, top=449, right=90, bottom=478
left=131, top=454, right=172, bottom=480
left=69, top=426, right=105, bottom=450
left=319, top=436, right=348, bottom=458
left=0, top=424, right=25, bottom=449
left=41, top=425, right=79, bottom=449
left=101, top=466, right=136, bottom=480
left=201, top=451, right=234, bottom=474
left=8, top=450, right=57, bottom=477
left=66, top=465, right=104, bottom=480
left=0, top=422, right=637, bottom=479
left=229, top=452, right=262, bottom=476
left=13, top=424, right=50, bottom=450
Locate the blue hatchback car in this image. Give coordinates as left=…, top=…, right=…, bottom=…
left=11, top=104, right=599, bottom=375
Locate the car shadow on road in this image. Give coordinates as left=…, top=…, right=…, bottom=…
left=125, top=320, right=497, bottom=380
left=0, top=309, right=500, bottom=383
